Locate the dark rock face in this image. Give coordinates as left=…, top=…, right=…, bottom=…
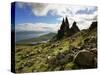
left=65, top=17, right=70, bottom=30
left=89, top=21, right=97, bottom=30
left=60, top=18, right=69, bottom=30
left=57, top=17, right=80, bottom=39
left=70, top=21, right=80, bottom=35
left=57, top=17, right=70, bottom=39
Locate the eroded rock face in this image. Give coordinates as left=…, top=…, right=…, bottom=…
left=89, top=21, right=97, bottom=30
left=70, top=21, right=80, bottom=35
left=60, top=18, right=69, bottom=30
left=74, top=50, right=96, bottom=68
left=57, top=17, right=80, bottom=39
left=57, top=17, right=70, bottom=39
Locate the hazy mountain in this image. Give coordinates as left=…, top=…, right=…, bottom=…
left=16, top=31, right=51, bottom=41
left=16, top=32, right=56, bottom=44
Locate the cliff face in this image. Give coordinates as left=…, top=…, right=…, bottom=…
left=57, top=17, right=70, bottom=39
left=89, top=22, right=97, bottom=30
left=57, top=17, right=80, bottom=39
left=60, top=17, right=69, bottom=30
left=70, top=21, right=80, bottom=35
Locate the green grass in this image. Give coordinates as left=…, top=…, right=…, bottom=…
left=15, top=27, right=97, bottom=73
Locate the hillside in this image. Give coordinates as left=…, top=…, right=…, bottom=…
left=15, top=17, right=97, bottom=73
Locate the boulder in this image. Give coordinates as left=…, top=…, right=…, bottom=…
left=74, top=50, right=96, bottom=68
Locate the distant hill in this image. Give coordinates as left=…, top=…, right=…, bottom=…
left=16, top=31, right=52, bottom=42
left=17, top=32, right=56, bottom=44
left=16, top=31, right=45, bottom=35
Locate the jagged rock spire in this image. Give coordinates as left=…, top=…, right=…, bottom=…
left=60, top=18, right=65, bottom=30
left=65, top=17, right=69, bottom=29
left=57, top=17, right=70, bottom=39
left=57, top=17, right=80, bottom=40
left=70, top=21, right=80, bottom=34
left=60, top=17, right=70, bottom=31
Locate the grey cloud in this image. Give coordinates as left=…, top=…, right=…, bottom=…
left=83, top=15, right=97, bottom=21
left=76, top=7, right=97, bottom=15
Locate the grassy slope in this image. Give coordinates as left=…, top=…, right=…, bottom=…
left=15, top=27, right=97, bottom=73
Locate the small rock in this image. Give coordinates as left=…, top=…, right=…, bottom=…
left=50, top=44, right=57, bottom=48
left=90, top=48, right=97, bottom=57
left=47, top=56, right=51, bottom=59
left=59, top=48, right=63, bottom=50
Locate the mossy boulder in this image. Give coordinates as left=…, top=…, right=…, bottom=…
left=74, top=50, right=96, bottom=68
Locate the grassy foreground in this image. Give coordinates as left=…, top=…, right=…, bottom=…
left=15, top=27, right=97, bottom=73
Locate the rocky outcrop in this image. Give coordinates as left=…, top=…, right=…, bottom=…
left=57, top=17, right=80, bottom=40
left=54, top=17, right=97, bottom=69
left=60, top=18, right=69, bottom=30
left=70, top=21, right=80, bottom=35
left=89, top=21, right=97, bottom=30
left=57, top=17, right=70, bottom=39
left=74, top=50, right=96, bottom=68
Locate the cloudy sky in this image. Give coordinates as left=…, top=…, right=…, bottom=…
left=15, top=2, right=97, bottom=32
